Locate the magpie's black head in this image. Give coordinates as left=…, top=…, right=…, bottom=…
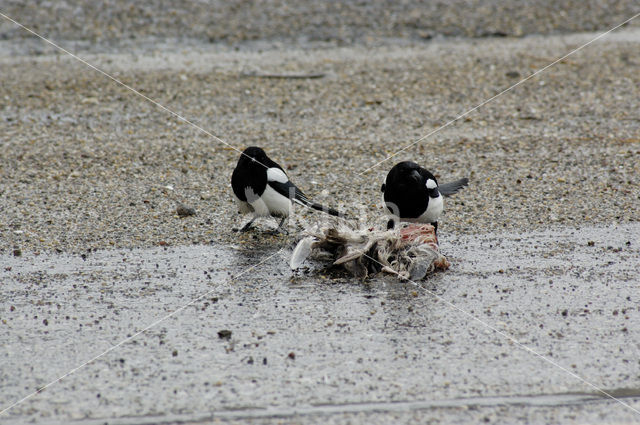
left=232, top=146, right=273, bottom=202
left=382, top=161, right=440, bottom=219
left=238, top=146, right=269, bottom=166
left=387, top=161, right=437, bottom=185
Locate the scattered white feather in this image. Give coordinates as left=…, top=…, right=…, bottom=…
left=290, top=237, right=315, bottom=269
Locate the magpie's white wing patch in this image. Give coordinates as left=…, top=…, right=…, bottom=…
left=267, top=167, right=288, bottom=183
left=426, top=179, right=437, bottom=189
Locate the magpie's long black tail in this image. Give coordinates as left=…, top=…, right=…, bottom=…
left=291, top=186, right=347, bottom=218
left=307, top=202, right=345, bottom=217
left=294, top=198, right=346, bottom=217
left=439, top=177, right=469, bottom=197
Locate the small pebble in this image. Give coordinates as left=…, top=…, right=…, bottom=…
left=218, top=330, right=232, bottom=340
left=176, top=204, right=196, bottom=217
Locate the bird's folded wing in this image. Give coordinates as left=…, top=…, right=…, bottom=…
left=438, top=178, right=469, bottom=196
left=266, top=167, right=311, bottom=204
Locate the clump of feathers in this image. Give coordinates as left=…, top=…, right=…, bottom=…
left=290, top=223, right=450, bottom=280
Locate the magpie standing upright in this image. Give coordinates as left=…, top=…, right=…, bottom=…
left=381, top=161, right=468, bottom=231
left=231, top=146, right=344, bottom=232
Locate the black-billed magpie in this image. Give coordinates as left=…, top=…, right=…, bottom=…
left=381, top=161, right=468, bottom=231
left=231, top=146, right=344, bottom=232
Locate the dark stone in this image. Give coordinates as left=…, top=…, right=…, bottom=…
left=218, top=329, right=232, bottom=340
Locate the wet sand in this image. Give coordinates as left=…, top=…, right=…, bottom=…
left=1, top=223, right=639, bottom=424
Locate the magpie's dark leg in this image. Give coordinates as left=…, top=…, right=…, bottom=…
left=387, top=219, right=395, bottom=230
left=239, top=218, right=256, bottom=232
left=276, top=217, right=287, bottom=232
left=267, top=217, right=288, bottom=235
left=431, top=221, right=438, bottom=234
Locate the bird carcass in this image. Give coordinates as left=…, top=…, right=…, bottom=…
left=290, top=223, right=450, bottom=280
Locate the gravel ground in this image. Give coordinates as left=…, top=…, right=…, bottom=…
left=1, top=27, right=639, bottom=254
left=1, top=0, right=639, bottom=45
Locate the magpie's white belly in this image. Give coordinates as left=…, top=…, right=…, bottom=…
left=418, top=194, right=443, bottom=223
left=250, top=185, right=292, bottom=218
left=382, top=193, right=444, bottom=224
left=234, top=196, right=254, bottom=214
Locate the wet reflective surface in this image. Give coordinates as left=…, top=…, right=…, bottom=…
left=1, top=223, right=639, bottom=424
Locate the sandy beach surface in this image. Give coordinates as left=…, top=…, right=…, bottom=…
left=1, top=1, right=639, bottom=424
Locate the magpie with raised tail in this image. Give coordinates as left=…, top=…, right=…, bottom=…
left=231, top=146, right=344, bottom=232
left=381, top=161, right=468, bottom=232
